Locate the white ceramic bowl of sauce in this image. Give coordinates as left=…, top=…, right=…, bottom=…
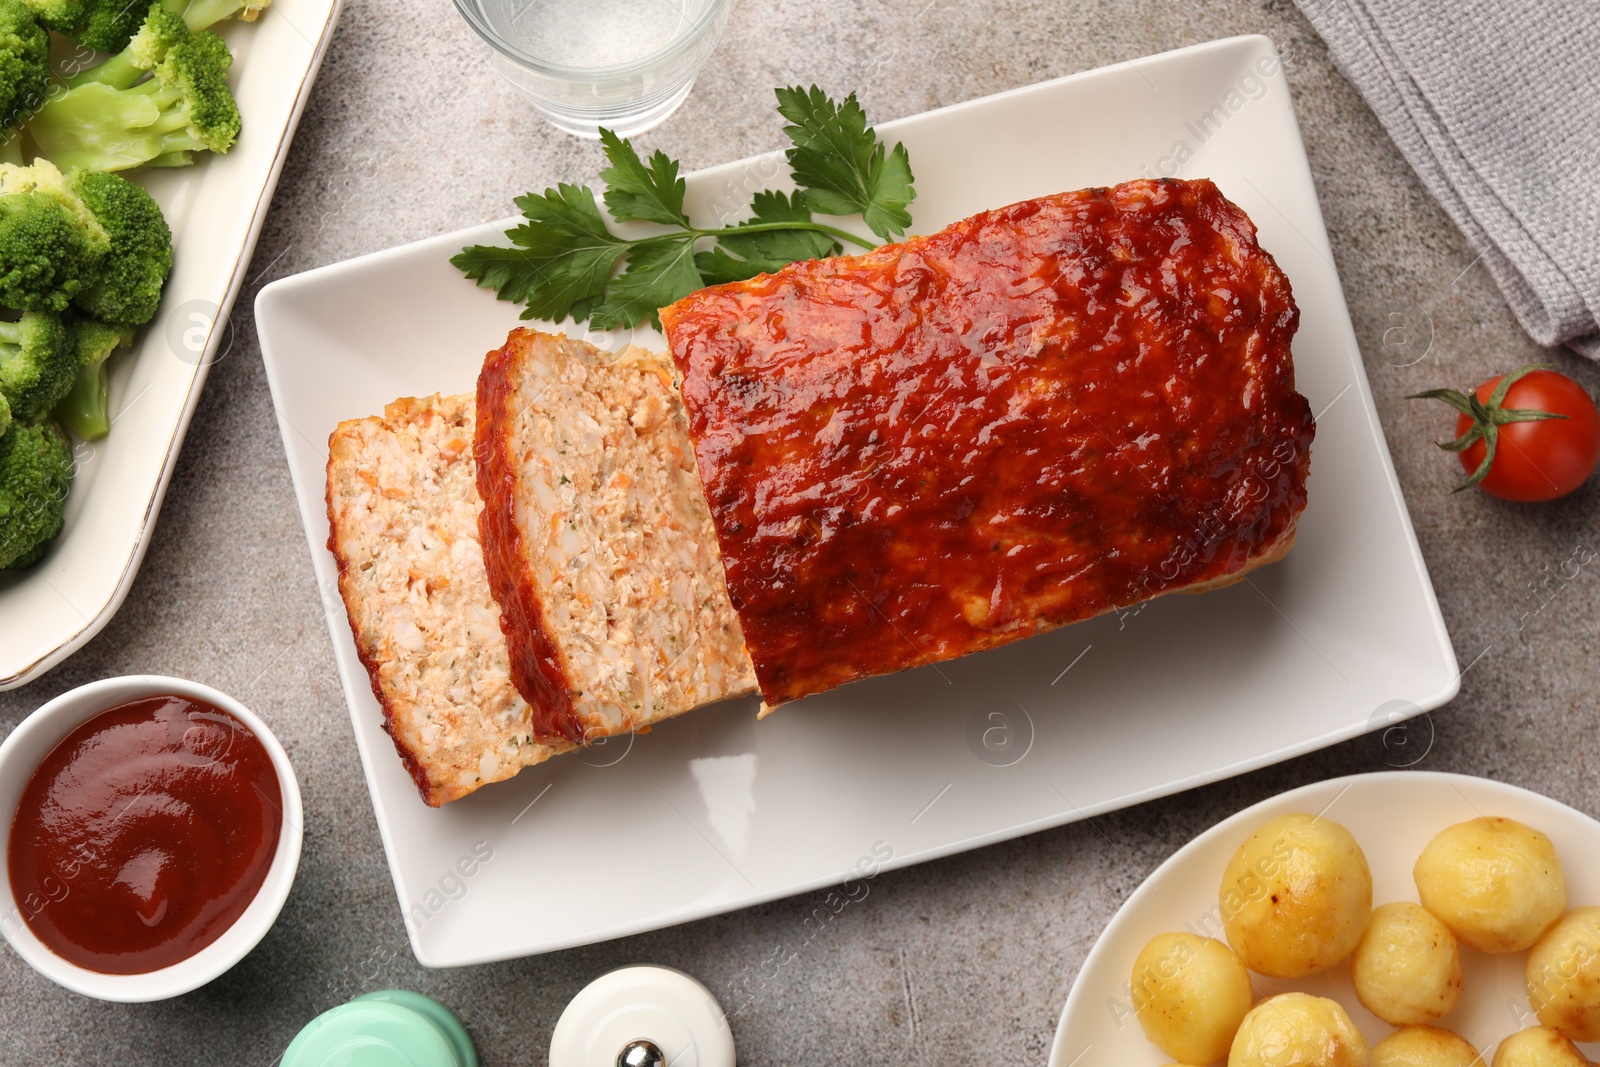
left=0, top=675, right=302, bottom=1001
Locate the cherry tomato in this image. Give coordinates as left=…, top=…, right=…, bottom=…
left=1452, top=369, right=1600, bottom=501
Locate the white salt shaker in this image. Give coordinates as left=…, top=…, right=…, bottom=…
left=549, top=965, right=736, bottom=1067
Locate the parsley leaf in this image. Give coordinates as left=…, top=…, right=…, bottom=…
left=598, top=129, right=691, bottom=227
left=451, top=183, right=627, bottom=323
left=775, top=85, right=915, bottom=242
left=452, top=87, right=915, bottom=330
left=590, top=237, right=704, bottom=330
left=695, top=191, right=840, bottom=285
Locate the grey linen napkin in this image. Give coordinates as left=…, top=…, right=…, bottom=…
left=1293, top=0, right=1600, bottom=357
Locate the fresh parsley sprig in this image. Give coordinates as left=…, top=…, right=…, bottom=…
left=776, top=85, right=915, bottom=241
left=451, top=87, right=916, bottom=330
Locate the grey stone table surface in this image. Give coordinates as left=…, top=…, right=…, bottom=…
left=4, top=0, right=1598, bottom=1063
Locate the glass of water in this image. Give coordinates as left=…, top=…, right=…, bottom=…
left=454, top=0, right=733, bottom=138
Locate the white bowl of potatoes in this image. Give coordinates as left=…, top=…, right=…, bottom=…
left=1050, top=771, right=1600, bottom=1067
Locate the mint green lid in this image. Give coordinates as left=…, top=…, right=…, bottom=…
left=282, top=990, right=478, bottom=1067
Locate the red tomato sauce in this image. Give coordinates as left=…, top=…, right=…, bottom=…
left=8, top=694, right=282, bottom=974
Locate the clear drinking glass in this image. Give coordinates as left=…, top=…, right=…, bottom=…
left=453, top=0, right=733, bottom=138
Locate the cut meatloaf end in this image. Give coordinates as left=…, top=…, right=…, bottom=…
left=663, top=177, right=1316, bottom=708
left=475, top=329, right=757, bottom=746
left=326, top=393, right=569, bottom=806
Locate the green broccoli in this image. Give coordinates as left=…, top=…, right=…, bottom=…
left=17, top=0, right=83, bottom=32
left=0, top=0, right=49, bottom=131
left=68, top=169, right=172, bottom=324
left=0, top=387, right=10, bottom=437
left=0, top=308, right=75, bottom=420
left=65, top=2, right=187, bottom=90
left=69, top=0, right=273, bottom=89
left=32, top=171, right=170, bottom=439
left=0, top=160, right=112, bottom=311
left=73, top=0, right=150, bottom=52
left=26, top=30, right=240, bottom=172
left=0, top=415, right=73, bottom=568
left=53, top=313, right=130, bottom=439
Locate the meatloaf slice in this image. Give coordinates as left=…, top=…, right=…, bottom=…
left=475, top=330, right=757, bottom=746
left=662, top=177, right=1316, bottom=708
left=326, top=393, right=568, bottom=806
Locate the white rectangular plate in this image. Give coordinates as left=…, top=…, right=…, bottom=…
left=0, top=0, right=343, bottom=688
left=257, top=35, right=1459, bottom=967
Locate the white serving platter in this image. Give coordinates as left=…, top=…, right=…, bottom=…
left=256, top=35, right=1460, bottom=967
left=1051, top=772, right=1600, bottom=1064
left=0, top=0, right=343, bottom=689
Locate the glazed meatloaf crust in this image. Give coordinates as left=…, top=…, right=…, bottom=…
left=475, top=330, right=757, bottom=746
left=662, top=178, right=1316, bottom=707
left=326, top=393, right=568, bottom=806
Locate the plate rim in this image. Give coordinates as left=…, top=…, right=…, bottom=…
left=255, top=32, right=1464, bottom=967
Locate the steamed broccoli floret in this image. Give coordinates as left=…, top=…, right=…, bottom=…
left=53, top=313, right=130, bottom=439
left=66, top=2, right=187, bottom=90
left=33, top=173, right=171, bottom=439
left=0, top=197, right=108, bottom=308
left=0, top=160, right=111, bottom=310
left=68, top=170, right=172, bottom=324
left=26, top=30, right=239, bottom=171
left=73, top=0, right=150, bottom=52
left=0, top=388, right=10, bottom=436
left=0, top=415, right=73, bottom=568
left=71, top=0, right=273, bottom=89
left=0, top=0, right=49, bottom=131
left=17, top=0, right=83, bottom=32
left=0, top=198, right=108, bottom=309
left=0, top=308, right=75, bottom=420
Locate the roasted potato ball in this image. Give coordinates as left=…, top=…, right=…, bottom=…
left=1220, top=812, right=1373, bottom=977
left=1228, top=992, right=1371, bottom=1066
left=1371, top=1025, right=1483, bottom=1067
left=1526, top=905, right=1600, bottom=1040
left=1490, top=1027, right=1588, bottom=1067
left=1131, top=932, right=1255, bottom=1063
left=1413, top=817, right=1565, bottom=953
left=1351, top=902, right=1463, bottom=1025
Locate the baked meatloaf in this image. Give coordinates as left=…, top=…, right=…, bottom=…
left=475, top=330, right=757, bottom=746
left=326, top=393, right=568, bottom=805
left=661, top=177, right=1316, bottom=708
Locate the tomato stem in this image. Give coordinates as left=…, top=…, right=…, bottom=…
left=1408, top=364, right=1570, bottom=492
